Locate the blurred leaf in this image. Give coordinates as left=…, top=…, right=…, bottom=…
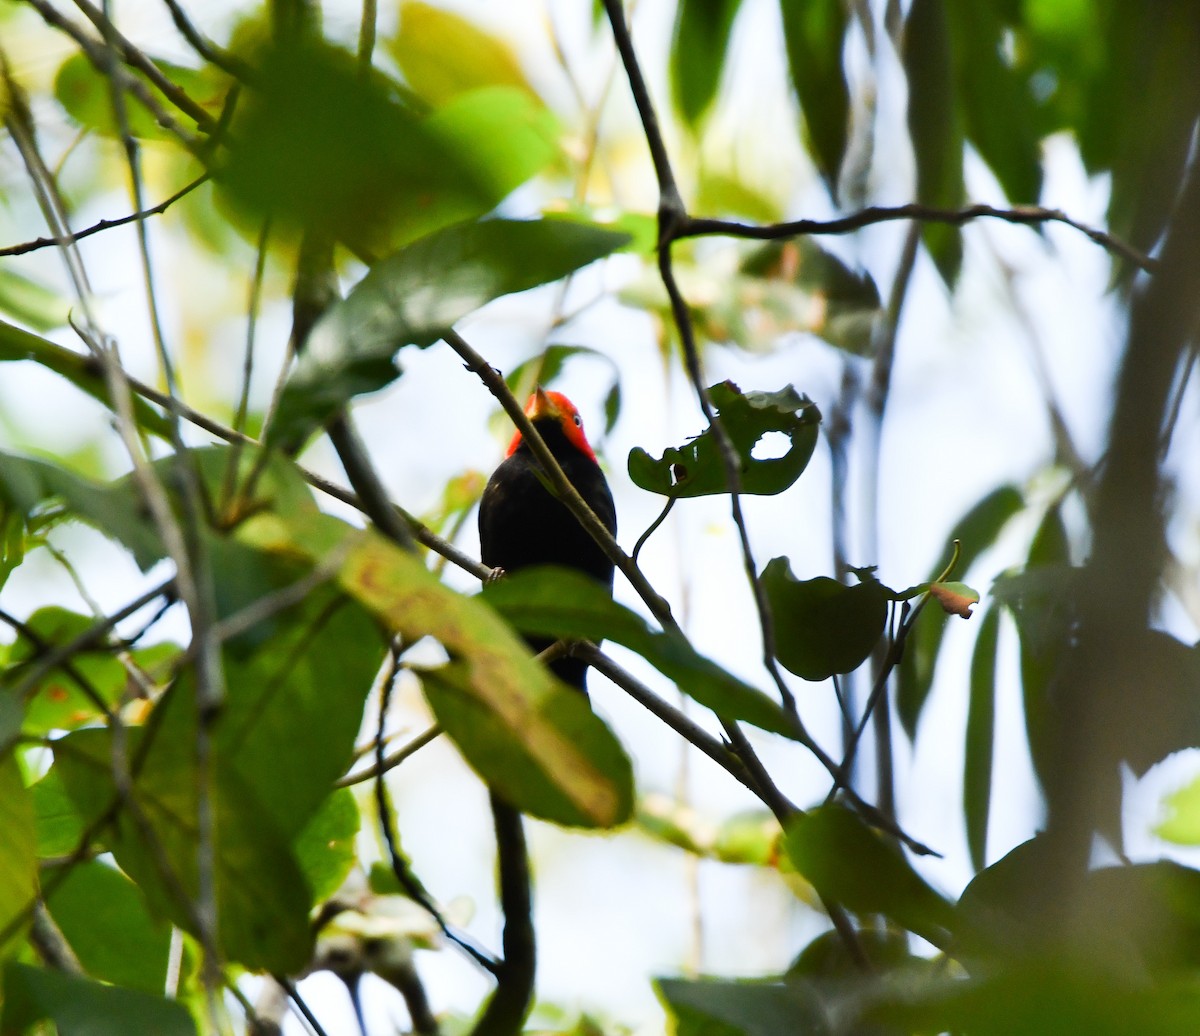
left=904, top=0, right=965, bottom=286
left=55, top=729, right=314, bottom=973
left=897, top=484, right=1023, bottom=738
left=270, top=217, right=630, bottom=452
left=484, top=566, right=794, bottom=736
left=245, top=513, right=635, bottom=828
left=945, top=5, right=1042, bottom=203
left=762, top=561, right=888, bottom=682
left=0, top=755, right=36, bottom=956
left=10, top=608, right=177, bottom=735
left=390, top=2, right=535, bottom=105
left=670, top=0, right=744, bottom=127
left=993, top=503, right=1074, bottom=789
left=1112, top=632, right=1200, bottom=777
left=44, top=860, right=171, bottom=993
left=789, top=925, right=914, bottom=980
left=657, top=976, right=828, bottom=1036
left=0, top=267, right=69, bottom=331
left=504, top=344, right=623, bottom=436
left=31, top=767, right=85, bottom=858
left=780, top=0, right=850, bottom=196
left=55, top=50, right=223, bottom=140
left=1157, top=772, right=1200, bottom=845
left=964, top=606, right=999, bottom=871
left=784, top=804, right=955, bottom=946
left=628, top=382, right=820, bottom=498
left=0, top=451, right=163, bottom=570
left=2, top=962, right=195, bottom=1035
left=0, top=321, right=173, bottom=438
left=294, top=787, right=361, bottom=902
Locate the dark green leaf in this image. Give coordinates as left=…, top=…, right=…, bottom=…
left=0, top=756, right=36, bottom=955
left=780, top=0, right=850, bottom=196
left=31, top=767, right=85, bottom=858
left=784, top=804, right=955, bottom=946
left=1111, top=632, right=1200, bottom=777
left=270, top=217, right=630, bottom=452
left=44, top=860, right=172, bottom=993
left=657, top=976, right=829, bottom=1036
left=2, top=962, right=195, bottom=1036
left=670, top=0, right=744, bottom=127
left=946, top=6, right=1042, bottom=203
left=484, top=567, right=794, bottom=736
left=245, top=513, right=635, bottom=828
left=55, top=728, right=314, bottom=973
left=964, top=606, right=999, bottom=872
left=628, top=382, right=820, bottom=498
left=897, top=484, right=1023, bottom=738
left=904, top=0, right=965, bottom=285
left=761, top=560, right=888, bottom=681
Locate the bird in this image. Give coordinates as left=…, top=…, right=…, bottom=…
left=479, top=387, right=617, bottom=693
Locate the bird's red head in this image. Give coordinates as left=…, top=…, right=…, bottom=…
left=506, top=388, right=597, bottom=462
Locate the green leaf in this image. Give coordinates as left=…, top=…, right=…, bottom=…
left=1157, top=773, right=1200, bottom=845
left=44, top=860, right=172, bottom=993
left=389, top=1, right=536, bottom=105
left=0, top=756, right=36, bottom=956
left=897, top=484, right=1023, bottom=738
left=761, top=560, right=888, bottom=681
left=784, top=804, right=954, bottom=946
left=2, top=962, right=195, bottom=1036
left=0, top=266, right=69, bottom=331
left=484, top=567, right=794, bottom=736
left=31, top=767, right=85, bottom=858
left=779, top=0, right=851, bottom=196
left=628, top=383, right=820, bottom=498
left=0, top=320, right=173, bottom=438
left=670, top=0, right=744, bottom=127
left=964, top=606, right=999, bottom=871
left=294, top=787, right=361, bottom=902
left=946, top=5, right=1043, bottom=203
left=657, top=976, right=828, bottom=1036
left=55, top=729, right=314, bottom=973
left=0, top=451, right=164, bottom=569
left=244, top=513, right=635, bottom=828
left=904, top=0, right=965, bottom=286
left=55, top=50, right=222, bottom=141
left=269, top=217, right=630, bottom=452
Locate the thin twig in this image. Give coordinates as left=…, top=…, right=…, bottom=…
left=0, top=175, right=209, bottom=258
left=681, top=203, right=1156, bottom=274
left=337, top=725, right=441, bottom=788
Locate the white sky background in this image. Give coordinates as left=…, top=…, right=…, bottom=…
left=1, top=0, right=1199, bottom=1033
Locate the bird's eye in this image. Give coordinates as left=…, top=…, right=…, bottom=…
left=573, top=414, right=582, bottom=427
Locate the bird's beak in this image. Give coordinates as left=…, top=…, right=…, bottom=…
left=527, top=387, right=558, bottom=419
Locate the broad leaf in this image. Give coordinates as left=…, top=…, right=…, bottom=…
left=784, top=804, right=954, bottom=947
left=270, top=217, right=630, bottom=452
left=628, top=382, right=820, bottom=498
left=780, top=0, right=850, bottom=197
left=244, top=512, right=635, bottom=828
left=484, top=567, right=794, bottom=735
left=390, top=1, right=536, bottom=104
left=44, top=860, right=172, bottom=993
left=55, top=729, right=314, bottom=973
left=1157, top=773, right=1200, bottom=845
left=294, top=787, right=361, bottom=902
left=761, top=560, right=888, bottom=682
left=0, top=267, right=69, bottom=331
left=2, top=963, right=195, bottom=1036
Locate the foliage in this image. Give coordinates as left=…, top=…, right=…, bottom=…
left=0, top=0, right=1197, bottom=1034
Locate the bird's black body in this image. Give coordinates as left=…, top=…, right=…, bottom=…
left=479, top=414, right=616, bottom=691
